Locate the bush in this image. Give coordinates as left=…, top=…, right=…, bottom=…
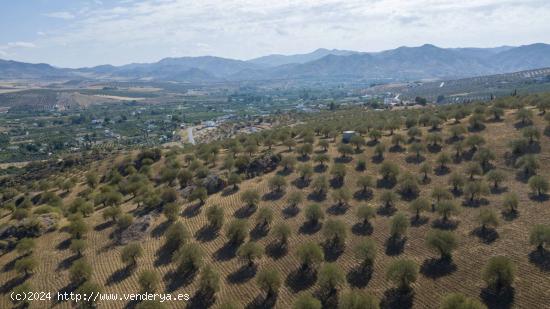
left=436, top=200, right=459, bottom=222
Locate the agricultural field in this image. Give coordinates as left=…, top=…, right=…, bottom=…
left=1, top=94, right=550, bottom=309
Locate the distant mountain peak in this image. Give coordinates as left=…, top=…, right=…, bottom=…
left=2, top=43, right=550, bottom=82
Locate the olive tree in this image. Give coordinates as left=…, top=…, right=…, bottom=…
left=256, top=268, right=282, bottom=299
left=482, top=256, right=515, bottom=293
left=237, top=242, right=264, bottom=268
left=426, top=230, right=458, bottom=260
left=385, top=259, right=418, bottom=290
left=296, top=242, right=324, bottom=272
left=529, top=224, right=550, bottom=254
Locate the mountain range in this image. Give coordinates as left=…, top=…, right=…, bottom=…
left=2, top=44, right=550, bottom=83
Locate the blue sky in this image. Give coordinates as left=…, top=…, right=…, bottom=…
left=1, top=0, right=550, bottom=68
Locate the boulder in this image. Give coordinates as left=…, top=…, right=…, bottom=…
left=118, top=214, right=153, bottom=245
left=201, top=174, right=226, bottom=194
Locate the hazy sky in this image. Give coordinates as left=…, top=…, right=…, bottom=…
left=1, top=0, right=549, bottom=68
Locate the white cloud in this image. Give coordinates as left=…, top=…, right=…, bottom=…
left=9, top=0, right=550, bottom=66
left=43, top=11, right=76, bottom=19
left=7, top=42, right=36, bottom=48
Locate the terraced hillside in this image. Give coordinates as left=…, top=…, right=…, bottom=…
left=1, top=95, right=550, bottom=309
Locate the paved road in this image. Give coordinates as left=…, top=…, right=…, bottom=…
left=187, top=127, right=195, bottom=144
